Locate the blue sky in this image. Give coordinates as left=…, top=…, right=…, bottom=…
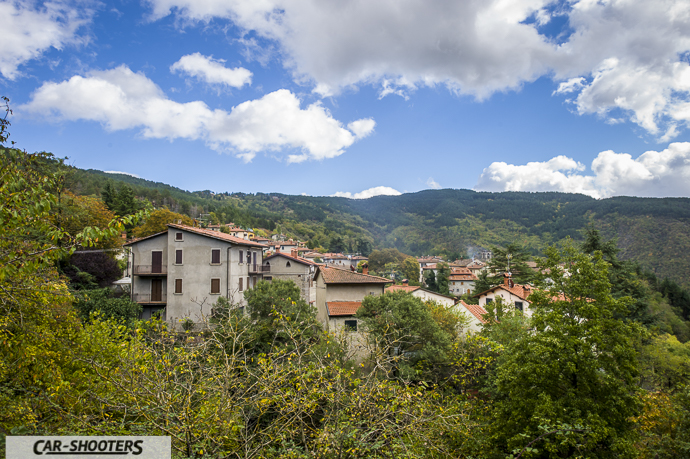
left=3, top=0, right=690, bottom=199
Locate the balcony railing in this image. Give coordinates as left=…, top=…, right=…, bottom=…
left=134, top=265, right=167, bottom=275
left=134, top=293, right=167, bottom=304
left=249, top=264, right=270, bottom=274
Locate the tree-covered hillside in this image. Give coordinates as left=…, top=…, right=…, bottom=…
left=64, top=165, right=690, bottom=288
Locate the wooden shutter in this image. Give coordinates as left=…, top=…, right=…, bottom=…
left=239, top=250, right=243, bottom=263
left=239, top=277, right=243, bottom=291
left=175, top=232, right=183, bottom=241
left=176, top=249, right=183, bottom=264
left=211, top=278, right=220, bottom=294
left=175, top=279, right=182, bottom=294
left=151, top=251, right=162, bottom=273
left=151, top=279, right=163, bottom=302
left=211, top=249, right=221, bottom=264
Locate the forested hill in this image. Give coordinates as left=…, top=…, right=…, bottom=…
left=67, top=167, right=690, bottom=288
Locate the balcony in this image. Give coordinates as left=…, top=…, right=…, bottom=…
left=134, top=265, right=167, bottom=276
left=249, top=264, right=271, bottom=274
left=134, top=293, right=167, bottom=304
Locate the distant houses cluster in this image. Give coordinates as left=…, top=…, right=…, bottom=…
left=123, top=222, right=535, bottom=336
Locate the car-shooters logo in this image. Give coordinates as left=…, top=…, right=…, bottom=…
left=6, top=436, right=171, bottom=459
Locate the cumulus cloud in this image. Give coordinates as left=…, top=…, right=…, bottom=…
left=426, top=177, right=442, bottom=190
left=475, top=143, right=690, bottom=198
left=332, top=186, right=402, bottom=200
left=145, top=0, right=690, bottom=138
left=170, top=53, right=252, bottom=88
left=19, top=66, right=374, bottom=162
left=1, top=0, right=93, bottom=79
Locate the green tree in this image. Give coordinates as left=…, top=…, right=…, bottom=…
left=489, top=242, right=534, bottom=285
left=402, top=257, right=421, bottom=284
left=356, top=291, right=452, bottom=381
left=132, top=207, right=194, bottom=238
left=368, top=248, right=408, bottom=272
left=424, top=269, right=437, bottom=292
left=243, top=279, right=322, bottom=355
left=474, top=269, right=494, bottom=294
left=436, top=262, right=450, bottom=295
left=487, top=241, right=642, bottom=458
left=73, top=288, right=142, bottom=325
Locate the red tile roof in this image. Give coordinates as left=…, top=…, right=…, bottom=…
left=167, top=224, right=265, bottom=247
left=317, top=266, right=392, bottom=284
left=475, top=282, right=533, bottom=301
left=264, top=252, right=317, bottom=266
left=386, top=285, right=421, bottom=293
left=459, top=300, right=488, bottom=324
left=327, top=301, right=362, bottom=316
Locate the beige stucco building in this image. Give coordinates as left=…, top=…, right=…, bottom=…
left=262, top=251, right=317, bottom=304
left=125, top=223, right=266, bottom=328
left=475, top=275, right=533, bottom=316
left=314, top=266, right=392, bottom=331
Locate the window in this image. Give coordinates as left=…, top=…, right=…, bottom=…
left=239, top=250, right=244, bottom=264
left=264, top=276, right=273, bottom=281
left=246, top=252, right=251, bottom=264
left=486, top=298, right=493, bottom=304
left=247, top=277, right=250, bottom=289
left=211, top=249, right=221, bottom=264
left=239, top=277, right=243, bottom=291
left=515, top=301, right=524, bottom=312
left=175, top=232, right=183, bottom=241
left=175, top=279, right=183, bottom=294
left=286, top=261, right=291, bottom=268
left=175, top=249, right=183, bottom=265
left=211, top=278, right=221, bottom=294
left=344, top=320, right=358, bottom=331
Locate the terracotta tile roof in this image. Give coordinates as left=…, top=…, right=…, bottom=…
left=264, top=252, right=317, bottom=266
left=386, top=285, right=421, bottom=293
left=317, top=266, right=392, bottom=284
left=459, top=300, right=488, bottom=324
left=422, top=263, right=438, bottom=270
left=124, top=230, right=168, bottom=245
left=167, top=224, right=265, bottom=247
left=326, top=301, right=362, bottom=316
left=449, top=274, right=478, bottom=281
left=475, top=282, right=533, bottom=301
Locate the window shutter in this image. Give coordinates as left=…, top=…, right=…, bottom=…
left=239, top=250, right=243, bottom=263
left=212, top=249, right=220, bottom=264
left=175, top=232, right=183, bottom=241
left=211, top=278, right=220, bottom=294
left=176, top=249, right=183, bottom=264
left=175, top=279, right=183, bottom=294
left=239, top=277, right=243, bottom=291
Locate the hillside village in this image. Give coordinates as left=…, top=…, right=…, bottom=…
left=123, top=219, right=544, bottom=335
left=4, top=148, right=690, bottom=459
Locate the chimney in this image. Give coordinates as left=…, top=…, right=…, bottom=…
left=291, top=248, right=299, bottom=258
left=362, top=263, right=369, bottom=275
left=504, top=272, right=512, bottom=287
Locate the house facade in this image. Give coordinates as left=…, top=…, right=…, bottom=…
left=449, top=267, right=478, bottom=296
left=475, top=275, right=533, bottom=316
left=126, top=223, right=267, bottom=327
left=314, top=266, right=392, bottom=331
left=386, top=283, right=456, bottom=307
left=262, top=251, right=317, bottom=304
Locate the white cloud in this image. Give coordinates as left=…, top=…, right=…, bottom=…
left=104, top=170, right=140, bottom=178
left=332, top=186, right=402, bottom=200
left=0, top=0, right=93, bottom=80
left=145, top=0, right=690, bottom=138
left=145, top=0, right=556, bottom=99
left=475, top=143, right=690, bottom=198
left=20, top=65, right=374, bottom=162
left=426, top=177, right=442, bottom=190
left=170, top=52, right=252, bottom=88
